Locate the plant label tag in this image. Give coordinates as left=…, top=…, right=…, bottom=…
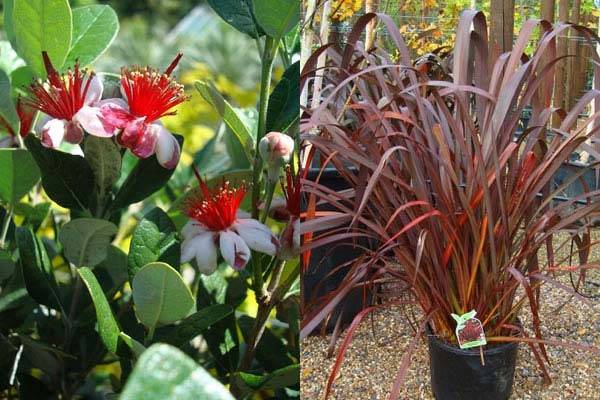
left=451, top=310, right=486, bottom=349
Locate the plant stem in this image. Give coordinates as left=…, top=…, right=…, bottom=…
left=251, top=36, right=277, bottom=220
left=238, top=259, right=292, bottom=372
left=0, top=205, right=14, bottom=250
left=260, top=180, right=276, bottom=224
left=146, top=326, right=155, bottom=345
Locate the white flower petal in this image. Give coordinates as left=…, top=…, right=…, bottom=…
left=194, top=239, right=218, bottom=275
left=73, top=106, right=114, bottom=137
left=84, top=74, right=104, bottom=105
left=219, top=230, right=251, bottom=270
left=41, top=119, right=66, bottom=148
left=181, top=231, right=218, bottom=275
left=234, top=218, right=278, bottom=256
left=181, top=220, right=207, bottom=240
left=152, top=123, right=180, bottom=169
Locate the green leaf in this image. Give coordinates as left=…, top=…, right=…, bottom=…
left=253, top=0, right=299, bottom=41
left=0, top=69, right=18, bottom=134
left=163, top=304, right=234, bottom=347
left=9, top=65, right=34, bottom=98
left=59, top=218, right=117, bottom=267
left=0, top=41, right=25, bottom=75
left=197, top=273, right=240, bottom=374
left=25, top=135, right=95, bottom=211
left=195, top=81, right=254, bottom=164
left=13, top=202, right=50, bottom=229
left=110, top=135, right=183, bottom=212
left=266, top=61, right=299, bottom=133
left=235, top=364, right=299, bottom=391
left=120, top=344, right=235, bottom=400
left=12, top=0, right=73, bottom=77
left=206, top=0, right=263, bottom=38
left=0, top=250, right=16, bottom=281
left=0, top=149, right=41, bottom=205
left=119, top=332, right=146, bottom=358
left=3, top=0, right=17, bottom=49
left=127, top=207, right=180, bottom=280
left=65, top=5, right=118, bottom=67
left=15, top=227, right=61, bottom=309
left=83, top=136, right=121, bottom=208
left=132, top=262, right=194, bottom=330
left=78, top=266, right=120, bottom=353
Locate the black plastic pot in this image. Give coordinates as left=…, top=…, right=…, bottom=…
left=302, top=167, right=374, bottom=333
left=427, top=333, right=518, bottom=400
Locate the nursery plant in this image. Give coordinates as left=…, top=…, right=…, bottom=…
left=0, top=0, right=300, bottom=399
left=301, top=10, right=600, bottom=399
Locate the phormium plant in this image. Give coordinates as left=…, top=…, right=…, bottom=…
left=0, top=0, right=300, bottom=399
left=301, top=11, right=600, bottom=398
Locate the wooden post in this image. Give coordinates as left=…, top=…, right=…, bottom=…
left=541, top=0, right=554, bottom=22
left=566, top=0, right=582, bottom=110
left=489, top=0, right=515, bottom=59
left=553, top=0, right=569, bottom=127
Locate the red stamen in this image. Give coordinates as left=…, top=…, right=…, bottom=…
left=282, top=166, right=301, bottom=217
left=25, top=51, right=94, bottom=120
left=120, top=53, right=187, bottom=123
left=184, top=166, right=247, bottom=232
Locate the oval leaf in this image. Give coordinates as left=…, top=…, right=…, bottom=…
left=84, top=135, right=121, bottom=208
left=162, top=304, right=234, bottom=347
left=127, top=207, right=180, bottom=280
left=13, top=0, right=72, bottom=76
left=59, top=218, right=117, bottom=267
left=120, top=344, right=234, bottom=400
left=25, top=135, right=95, bottom=210
left=78, top=266, right=120, bottom=354
left=65, top=5, right=119, bottom=66
left=253, top=0, right=299, bottom=41
left=0, top=149, right=41, bottom=205
left=132, top=262, right=194, bottom=329
left=15, top=227, right=61, bottom=309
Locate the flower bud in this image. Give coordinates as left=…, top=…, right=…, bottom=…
left=259, top=131, right=295, bottom=162
left=259, top=132, right=294, bottom=182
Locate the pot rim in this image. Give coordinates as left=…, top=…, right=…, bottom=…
left=426, top=325, right=519, bottom=357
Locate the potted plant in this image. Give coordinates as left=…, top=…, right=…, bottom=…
left=301, top=11, right=600, bottom=399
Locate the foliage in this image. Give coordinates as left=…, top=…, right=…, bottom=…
left=0, top=0, right=300, bottom=399
left=302, top=11, right=600, bottom=397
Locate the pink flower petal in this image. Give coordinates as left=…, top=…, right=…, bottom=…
left=64, top=120, right=84, bottom=144
left=100, top=101, right=136, bottom=131
left=40, top=119, right=66, bottom=148
left=152, top=123, right=180, bottom=169
left=84, top=75, right=103, bottom=106
left=127, top=121, right=157, bottom=159
left=73, top=106, right=115, bottom=137
left=219, top=230, right=251, bottom=270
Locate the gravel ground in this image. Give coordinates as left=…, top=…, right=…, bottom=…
left=301, top=250, right=600, bottom=399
